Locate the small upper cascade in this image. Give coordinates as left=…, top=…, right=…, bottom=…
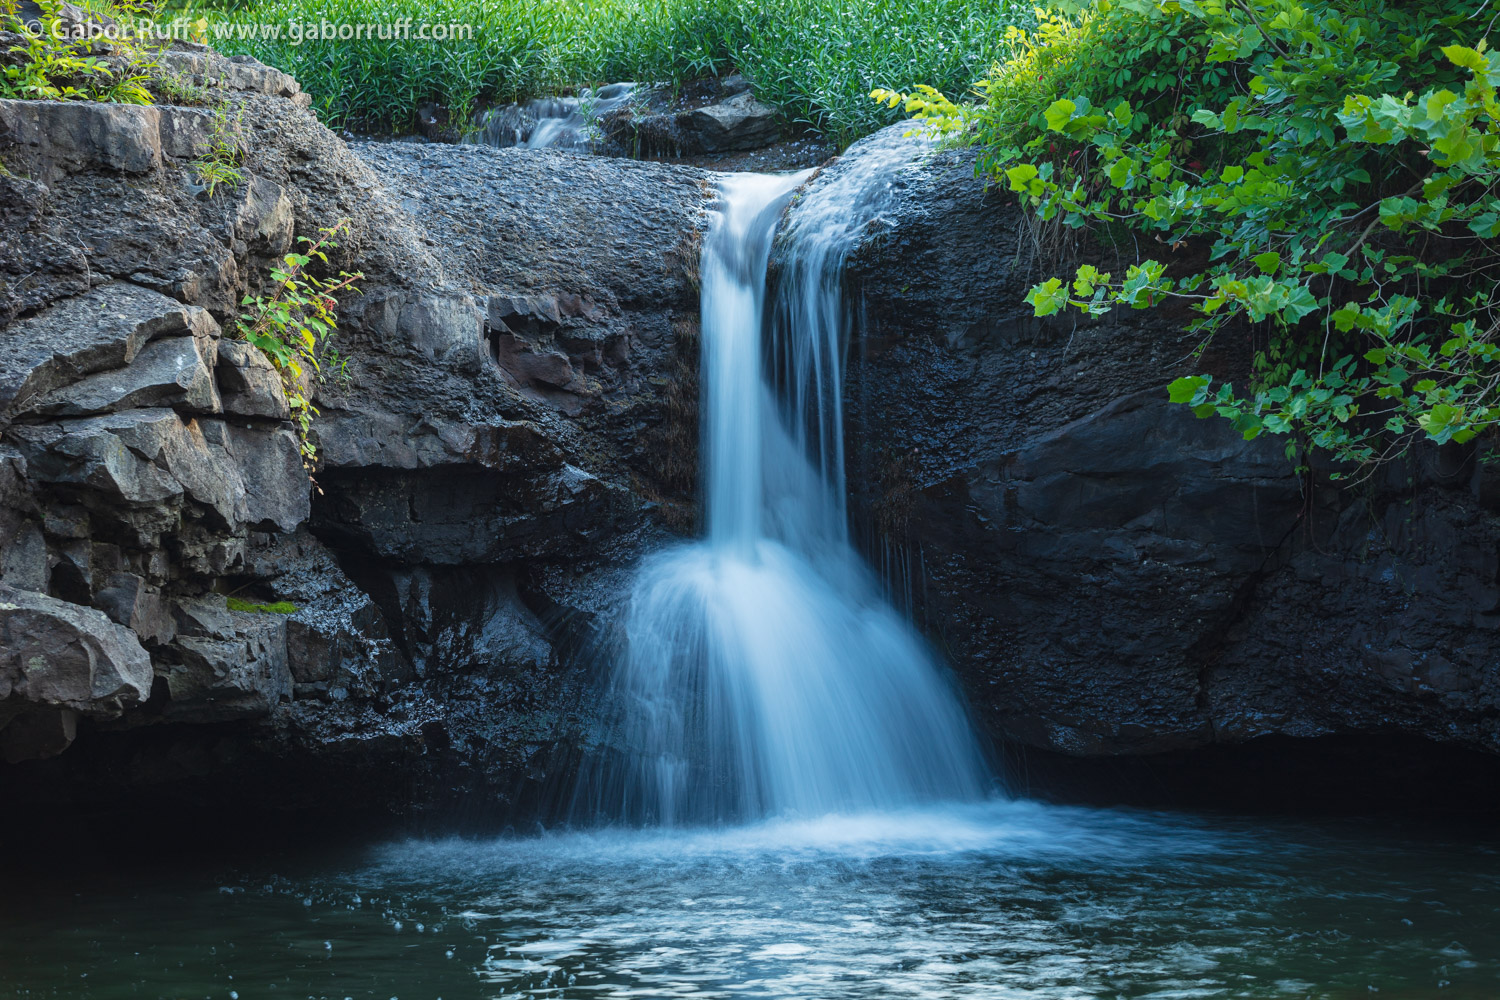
left=468, top=83, right=639, bottom=150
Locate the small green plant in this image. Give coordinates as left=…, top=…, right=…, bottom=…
left=2, top=8, right=110, bottom=99
left=235, top=219, right=363, bottom=470
left=90, top=67, right=155, bottom=103
left=226, top=596, right=298, bottom=614
left=2, top=0, right=160, bottom=103
left=154, top=69, right=213, bottom=105
left=192, top=97, right=245, bottom=196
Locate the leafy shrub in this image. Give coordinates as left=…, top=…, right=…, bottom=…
left=885, top=0, right=1500, bottom=475
left=236, top=220, right=363, bottom=469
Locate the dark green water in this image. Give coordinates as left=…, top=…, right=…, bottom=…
left=3, top=801, right=1496, bottom=999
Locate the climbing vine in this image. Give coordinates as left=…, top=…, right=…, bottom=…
left=236, top=220, right=362, bottom=470
left=878, top=0, right=1500, bottom=475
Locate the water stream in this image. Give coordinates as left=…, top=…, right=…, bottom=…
left=576, top=142, right=988, bottom=826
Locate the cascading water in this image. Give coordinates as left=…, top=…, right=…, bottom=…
left=580, top=134, right=992, bottom=826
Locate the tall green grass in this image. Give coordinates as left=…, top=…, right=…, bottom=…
left=193, top=0, right=1034, bottom=143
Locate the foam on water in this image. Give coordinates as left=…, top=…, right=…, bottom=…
left=381, top=800, right=1247, bottom=872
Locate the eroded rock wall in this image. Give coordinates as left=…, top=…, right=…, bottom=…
left=0, top=48, right=707, bottom=813
left=826, top=126, right=1500, bottom=761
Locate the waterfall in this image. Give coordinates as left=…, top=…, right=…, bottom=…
left=579, top=136, right=991, bottom=826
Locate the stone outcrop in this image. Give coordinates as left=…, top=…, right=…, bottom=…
left=0, top=46, right=707, bottom=816
left=820, top=125, right=1500, bottom=762
left=602, top=80, right=783, bottom=157
left=675, top=90, right=782, bottom=152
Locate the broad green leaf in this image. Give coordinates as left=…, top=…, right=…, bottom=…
left=1044, top=99, right=1077, bottom=132
left=1026, top=278, right=1068, bottom=317
left=1441, top=45, right=1488, bottom=72
left=1251, top=252, right=1281, bottom=275
left=1168, top=375, right=1211, bottom=404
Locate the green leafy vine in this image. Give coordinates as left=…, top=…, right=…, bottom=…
left=235, top=220, right=363, bottom=470
left=880, top=0, right=1500, bottom=476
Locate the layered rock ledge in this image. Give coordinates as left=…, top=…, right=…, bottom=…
left=0, top=59, right=707, bottom=814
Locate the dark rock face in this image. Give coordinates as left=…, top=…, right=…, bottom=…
left=0, top=56, right=706, bottom=817
left=828, top=125, right=1500, bottom=760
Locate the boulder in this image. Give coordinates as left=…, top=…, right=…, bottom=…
left=677, top=91, right=780, bottom=152
left=156, top=46, right=304, bottom=99
left=216, top=339, right=290, bottom=419
left=0, top=99, right=162, bottom=180
left=832, top=123, right=1500, bottom=758
left=0, top=584, right=153, bottom=741
left=233, top=175, right=296, bottom=256
left=92, top=571, right=175, bottom=644
left=156, top=596, right=292, bottom=721
left=26, top=335, right=221, bottom=418
left=0, top=707, right=78, bottom=764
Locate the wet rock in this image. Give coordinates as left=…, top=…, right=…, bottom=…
left=676, top=91, right=780, bottom=152
left=350, top=565, right=553, bottom=679
left=284, top=598, right=410, bottom=697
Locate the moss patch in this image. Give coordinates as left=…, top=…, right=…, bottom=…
left=226, top=597, right=298, bottom=615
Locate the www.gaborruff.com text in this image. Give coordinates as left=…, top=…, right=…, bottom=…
left=27, top=16, right=475, bottom=45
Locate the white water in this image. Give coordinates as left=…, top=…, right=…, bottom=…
left=470, top=82, right=638, bottom=150
left=583, top=135, right=990, bottom=826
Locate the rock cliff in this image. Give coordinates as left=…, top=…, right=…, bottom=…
left=0, top=45, right=707, bottom=816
